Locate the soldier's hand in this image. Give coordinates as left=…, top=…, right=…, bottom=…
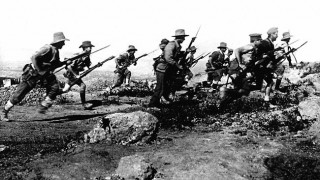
left=66, top=60, right=73, bottom=65
left=176, top=64, right=183, bottom=70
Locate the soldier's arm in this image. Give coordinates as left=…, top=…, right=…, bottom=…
left=164, top=42, right=178, bottom=65
left=31, top=45, right=51, bottom=73
left=210, top=52, right=220, bottom=66
left=115, top=54, right=125, bottom=67
left=235, top=45, right=253, bottom=64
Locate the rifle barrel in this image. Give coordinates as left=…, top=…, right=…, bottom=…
left=54, top=44, right=111, bottom=74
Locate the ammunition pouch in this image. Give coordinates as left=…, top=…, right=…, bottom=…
left=21, top=64, right=39, bottom=87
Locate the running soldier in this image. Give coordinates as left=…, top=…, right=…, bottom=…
left=110, top=45, right=144, bottom=89
left=255, top=27, right=279, bottom=102
left=274, top=32, right=294, bottom=92
left=1, top=32, right=69, bottom=121
left=148, top=38, right=171, bottom=107
left=61, top=41, right=94, bottom=110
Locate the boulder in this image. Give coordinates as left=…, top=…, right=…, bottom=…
left=298, top=97, right=320, bottom=144
left=84, top=111, right=158, bottom=145
left=112, top=155, right=156, bottom=180
left=298, top=97, right=320, bottom=120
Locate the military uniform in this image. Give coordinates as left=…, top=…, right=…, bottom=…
left=254, top=38, right=275, bottom=90
left=63, top=53, right=91, bottom=108
left=113, top=52, right=136, bottom=88
left=1, top=32, right=69, bottom=121
left=206, top=49, right=227, bottom=86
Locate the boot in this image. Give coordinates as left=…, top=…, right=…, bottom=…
left=80, top=92, right=93, bottom=110
left=0, top=109, right=9, bottom=122
left=38, top=97, right=53, bottom=114
left=1, top=101, right=14, bottom=122
left=275, top=79, right=281, bottom=91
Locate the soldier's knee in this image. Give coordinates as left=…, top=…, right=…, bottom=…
left=10, top=96, right=20, bottom=105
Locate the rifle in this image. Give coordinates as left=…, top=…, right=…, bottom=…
left=254, top=39, right=299, bottom=67
left=54, top=44, right=111, bottom=74
left=133, top=49, right=158, bottom=65
left=178, top=26, right=201, bottom=65
left=191, top=52, right=211, bottom=68
left=69, top=56, right=115, bottom=87
left=275, top=41, right=308, bottom=66
left=118, top=49, right=158, bottom=72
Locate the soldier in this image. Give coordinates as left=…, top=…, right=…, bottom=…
left=205, top=42, right=228, bottom=89
left=61, top=41, right=94, bottom=110
left=1, top=32, right=69, bottom=121
left=235, top=33, right=262, bottom=69
left=222, top=34, right=262, bottom=104
left=158, top=29, right=187, bottom=103
left=255, top=27, right=279, bottom=102
left=111, top=45, right=141, bottom=89
left=274, top=32, right=294, bottom=92
left=148, top=38, right=170, bottom=107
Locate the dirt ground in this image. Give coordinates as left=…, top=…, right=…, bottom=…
left=1, top=67, right=320, bottom=179
left=1, top=93, right=320, bottom=179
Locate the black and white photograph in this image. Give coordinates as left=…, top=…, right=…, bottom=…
left=0, top=0, right=319, bottom=179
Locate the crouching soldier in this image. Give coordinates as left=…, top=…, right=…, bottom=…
left=61, top=41, right=94, bottom=110
left=111, top=45, right=139, bottom=89
left=1, top=32, right=69, bottom=121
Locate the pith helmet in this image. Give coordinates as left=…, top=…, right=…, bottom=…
left=51, top=32, right=69, bottom=44
left=172, top=29, right=189, bottom=37
left=79, top=41, right=95, bottom=48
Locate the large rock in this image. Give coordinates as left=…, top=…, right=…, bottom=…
left=298, top=97, right=320, bottom=144
left=84, top=111, right=158, bottom=145
left=298, top=97, right=320, bottom=120
left=111, top=155, right=156, bottom=180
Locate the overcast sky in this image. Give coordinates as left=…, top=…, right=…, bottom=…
left=0, top=0, right=319, bottom=76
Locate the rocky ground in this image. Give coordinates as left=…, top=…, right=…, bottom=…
left=1, top=64, right=320, bottom=180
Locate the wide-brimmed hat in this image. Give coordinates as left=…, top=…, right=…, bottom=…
left=79, top=41, right=95, bottom=48
left=127, top=45, right=137, bottom=52
left=217, top=42, right=227, bottom=49
left=190, top=46, right=197, bottom=52
left=172, top=29, right=189, bottom=37
left=51, top=32, right=69, bottom=44
left=281, top=32, right=293, bottom=41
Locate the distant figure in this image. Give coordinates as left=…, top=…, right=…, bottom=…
left=112, top=45, right=139, bottom=88
left=62, top=41, right=94, bottom=110
left=274, top=32, right=294, bottom=92
left=205, top=42, right=228, bottom=89
left=1, top=32, right=69, bottom=121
